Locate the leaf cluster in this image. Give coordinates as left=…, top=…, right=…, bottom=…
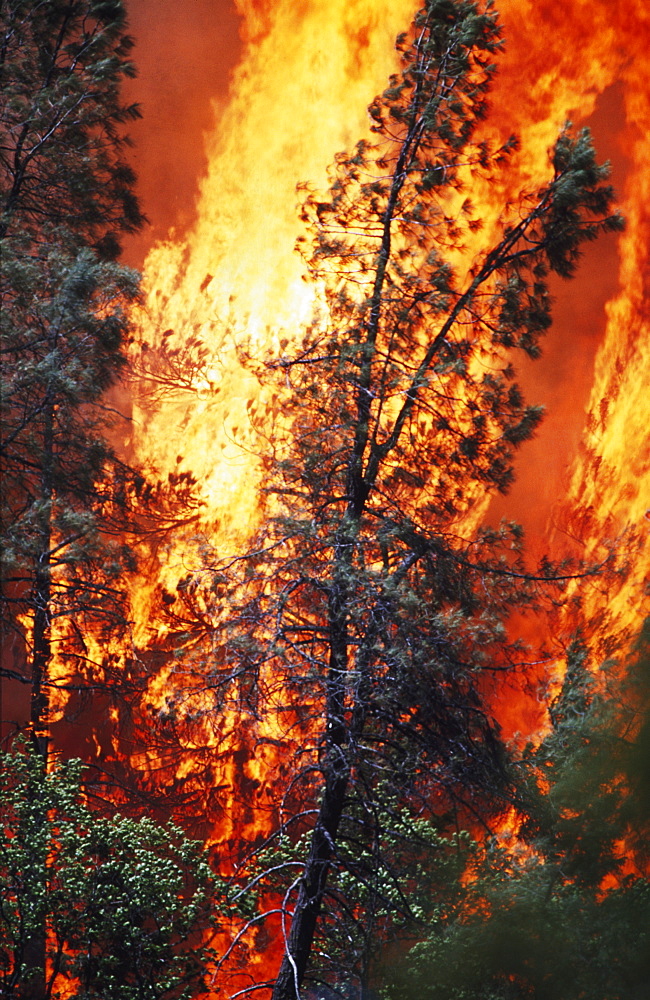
left=0, top=0, right=145, bottom=256
left=0, top=744, right=228, bottom=1000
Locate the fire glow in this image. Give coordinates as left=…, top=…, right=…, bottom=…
left=123, top=0, right=649, bottom=989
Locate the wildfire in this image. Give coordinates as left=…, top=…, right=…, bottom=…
left=128, top=0, right=415, bottom=639
left=123, top=0, right=649, bottom=989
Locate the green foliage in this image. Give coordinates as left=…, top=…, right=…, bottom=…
left=1, top=245, right=139, bottom=572
left=282, top=801, right=475, bottom=988
left=379, top=626, right=650, bottom=1000
left=0, top=744, right=224, bottom=1000
left=0, top=0, right=145, bottom=253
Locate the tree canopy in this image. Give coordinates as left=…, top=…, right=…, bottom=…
left=0, top=0, right=144, bottom=253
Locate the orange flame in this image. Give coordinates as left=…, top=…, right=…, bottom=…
left=128, top=0, right=415, bottom=641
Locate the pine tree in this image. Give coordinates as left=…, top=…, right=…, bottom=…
left=127, top=1, right=621, bottom=994
left=0, top=0, right=149, bottom=759
left=0, top=6, right=153, bottom=996
left=0, top=0, right=144, bottom=253
left=1, top=246, right=141, bottom=750
left=215, top=1, right=621, bottom=993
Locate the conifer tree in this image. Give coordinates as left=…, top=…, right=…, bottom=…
left=174, top=1, right=623, bottom=994
left=0, top=0, right=144, bottom=252
left=0, top=6, right=153, bottom=996
left=1, top=247, right=140, bottom=752
left=0, top=0, right=152, bottom=761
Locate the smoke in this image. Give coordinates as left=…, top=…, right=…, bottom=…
left=123, top=0, right=243, bottom=264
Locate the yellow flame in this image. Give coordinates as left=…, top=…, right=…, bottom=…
left=128, top=0, right=415, bottom=642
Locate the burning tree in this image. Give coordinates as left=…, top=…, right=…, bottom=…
left=168, top=0, right=623, bottom=995
left=0, top=0, right=200, bottom=767
left=0, top=8, right=204, bottom=990
left=0, top=0, right=143, bottom=758
left=0, top=5, right=147, bottom=995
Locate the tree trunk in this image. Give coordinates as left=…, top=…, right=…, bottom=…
left=19, top=399, right=53, bottom=1000
left=271, top=769, right=349, bottom=1000
left=272, top=544, right=354, bottom=1000
left=29, top=390, right=53, bottom=758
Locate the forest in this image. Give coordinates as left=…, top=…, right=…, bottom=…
left=1, top=1, right=648, bottom=998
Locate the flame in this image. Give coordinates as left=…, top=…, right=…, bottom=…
left=562, top=52, right=650, bottom=649
left=129, top=0, right=649, bottom=641
left=497, top=1, right=650, bottom=626
left=121, top=0, right=650, bottom=988
left=126, top=0, right=415, bottom=654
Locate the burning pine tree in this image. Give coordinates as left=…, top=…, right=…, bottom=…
left=146, top=1, right=622, bottom=995
left=0, top=3, right=201, bottom=995
left=3, top=0, right=644, bottom=998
